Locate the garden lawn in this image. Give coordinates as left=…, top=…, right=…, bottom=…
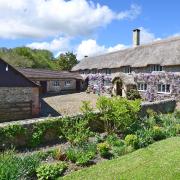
left=62, top=137, right=180, bottom=180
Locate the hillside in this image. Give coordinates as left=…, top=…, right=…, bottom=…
left=63, top=137, right=180, bottom=180
left=0, top=47, right=57, bottom=70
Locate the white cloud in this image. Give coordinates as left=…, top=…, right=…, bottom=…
left=168, top=33, right=180, bottom=38
left=76, top=39, right=106, bottom=59
left=76, top=39, right=128, bottom=60
left=117, top=4, right=141, bottom=20
left=0, top=0, right=141, bottom=39
left=139, top=27, right=161, bottom=44
left=107, top=44, right=128, bottom=53
left=26, top=37, right=70, bottom=52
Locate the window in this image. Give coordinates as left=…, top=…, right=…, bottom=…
left=65, top=80, right=71, bottom=87
left=138, top=83, right=147, bottom=91
left=124, top=66, right=131, bottom=73
left=150, top=65, right=163, bottom=72
left=158, top=84, right=170, bottom=93
left=105, top=69, right=111, bottom=75
left=104, top=79, right=112, bottom=86
left=92, top=69, right=97, bottom=74
left=53, top=80, right=60, bottom=86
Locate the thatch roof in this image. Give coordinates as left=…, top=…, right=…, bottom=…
left=72, top=36, right=180, bottom=71
left=18, top=68, right=83, bottom=80
left=112, top=73, right=136, bottom=85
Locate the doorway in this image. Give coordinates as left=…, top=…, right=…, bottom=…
left=76, top=80, right=81, bottom=92
left=40, top=81, right=47, bottom=94
left=116, top=81, right=122, bottom=96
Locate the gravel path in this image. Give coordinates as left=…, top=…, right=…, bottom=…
left=41, top=92, right=98, bottom=117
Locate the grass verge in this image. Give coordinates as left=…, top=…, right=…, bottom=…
left=62, top=137, right=180, bottom=180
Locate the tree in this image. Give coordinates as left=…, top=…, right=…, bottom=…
left=57, top=52, right=78, bottom=71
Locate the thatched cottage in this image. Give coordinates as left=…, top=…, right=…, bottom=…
left=72, top=29, right=180, bottom=101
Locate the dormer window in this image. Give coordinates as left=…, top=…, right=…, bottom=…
left=124, top=66, right=131, bottom=73
left=150, top=65, right=163, bottom=72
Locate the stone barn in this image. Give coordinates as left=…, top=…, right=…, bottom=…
left=18, top=68, right=83, bottom=94
left=0, top=58, right=40, bottom=122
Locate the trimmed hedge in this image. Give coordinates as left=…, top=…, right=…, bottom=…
left=0, top=114, right=102, bottom=150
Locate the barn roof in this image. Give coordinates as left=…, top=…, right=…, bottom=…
left=18, top=68, right=83, bottom=80
left=72, top=36, right=180, bottom=71
left=0, top=58, right=38, bottom=87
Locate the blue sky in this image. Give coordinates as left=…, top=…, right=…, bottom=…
left=0, top=0, right=179, bottom=59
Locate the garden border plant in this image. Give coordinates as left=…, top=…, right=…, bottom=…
left=0, top=96, right=179, bottom=179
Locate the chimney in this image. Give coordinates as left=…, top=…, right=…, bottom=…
left=133, top=29, right=140, bottom=47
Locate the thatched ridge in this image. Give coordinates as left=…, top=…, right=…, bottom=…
left=72, top=36, right=180, bottom=71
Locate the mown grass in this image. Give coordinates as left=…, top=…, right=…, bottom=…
left=62, top=137, right=180, bottom=180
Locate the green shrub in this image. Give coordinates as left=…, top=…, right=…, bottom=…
left=61, top=117, right=93, bottom=146
left=80, top=101, right=93, bottom=114
left=66, top=143, right=96, bottom=166
left=152, top=126, right=166, bottom=141
left=36, top=162, right=67, bottom=180
left=3, top=124, right=26, bottom=138
left=160, top=113, right=180, bottom=137
left=0, top=150, right=41, bottom=180
left=106, top=134, right=124, bottom=147
left=97, top=142, right=111, bottom=158
left=176, top=124, right=180, bottom=134
left=96, top=96, right=141, bottom=134
left=30, top=119, right=62, bottom=148
left=126, top=89, right=141, bottom=100
left=124, top=145, right=134, bottom=154
left=94, top=133, right=105, bottom=143
left=111, top=145, right=126, bottom=158
left=174, top=110, right=180, bottom=119
left=136, top=129, right=154, bottom=148
left=125, top=134, right=139, bottom=149
left=51, top=148, right=67, bottom=161
left=1, top=124, right=27, bottom=148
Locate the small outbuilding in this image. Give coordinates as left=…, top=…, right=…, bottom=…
left=112, top=73, right=137, bottom=97
left=0, top=58, right=40, bottom=122
left=18, top=68, right=83, bottom=94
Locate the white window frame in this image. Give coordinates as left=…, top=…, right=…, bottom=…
left=158, top=84, right=170, bottom=94
left=150, top=65, right=163, bottom=72
left=53, top=80, right=60, bottom=87
left=65, top=80, right=71, bottom=87
left=137, top=83, right=147, bottom=91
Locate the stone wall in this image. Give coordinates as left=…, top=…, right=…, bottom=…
left=0, top=98, right=176, bottom=150
left=141, top=99, right=176, bottom=117
left=0, top=87, right=32, bottom=103
left=0, top=102, right=32, bottom=122
left=0, top=87, right=40, bottom=122
left=0, top=114, right=103, bottom=150
left=47, top=79, right=76, bottom=92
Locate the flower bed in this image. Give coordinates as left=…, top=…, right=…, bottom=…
left=0, top=97, right=179, bottom=179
